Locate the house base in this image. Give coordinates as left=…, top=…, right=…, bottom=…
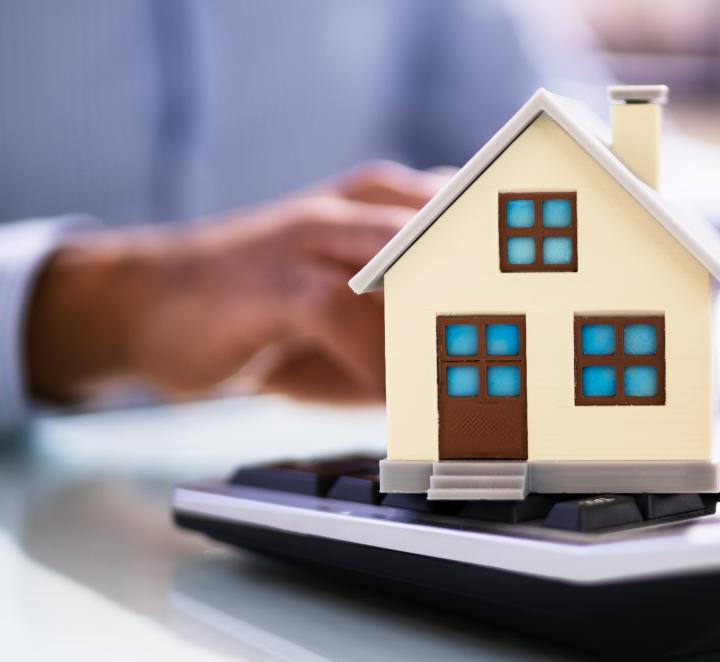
left=380, top=459, right=720, bottom=500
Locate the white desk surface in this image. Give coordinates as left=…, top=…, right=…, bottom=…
left=0, top=396, right=594, bottom=661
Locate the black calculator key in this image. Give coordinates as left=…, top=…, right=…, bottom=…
left=327, top=474, right=381, bottom=504
left=381, top=493, right=464, bottom=515
left=461, top=494, right=554, bottom=523
left=543, top=495, right=643, bottom=532
left=381, top=493, right=434, bottom=511
left=635, top=493, right=706, bottom=519
left=230, top=457, right=379, bottom=497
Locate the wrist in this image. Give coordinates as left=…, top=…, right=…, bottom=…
left=25, top=229, right=168, bottom=401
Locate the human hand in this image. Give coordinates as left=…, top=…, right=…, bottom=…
left=26, top=162, right=451, bottom=404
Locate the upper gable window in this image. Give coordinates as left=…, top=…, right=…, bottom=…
left=499, top=192, right=577, bottom=272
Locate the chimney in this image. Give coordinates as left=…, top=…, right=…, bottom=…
left=608, top=85, right=668, bottom=189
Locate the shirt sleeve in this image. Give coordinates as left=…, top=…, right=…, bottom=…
left=0, top=214, right=99, bottom=432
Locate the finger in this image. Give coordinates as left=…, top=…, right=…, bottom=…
left=302, top=198, right=414, bottom=268
left=332, top=161, right=451, bottom=210
left=427, top=165, right=459, bottom=178
left=260, top=342, right=381, bottom=404
left=293, top=263, right=386, bottom=397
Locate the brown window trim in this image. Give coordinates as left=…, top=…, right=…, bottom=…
left=499, top=192, right=577, bottom=273
left=436, top=315, right=526, bottom=402
left=574, top=315, right=665, bottom=406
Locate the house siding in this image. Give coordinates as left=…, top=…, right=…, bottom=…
left=384, top=113, right=712, bottom=462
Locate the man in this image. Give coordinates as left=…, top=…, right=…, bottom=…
left=0, top=0, right=545, bottom=428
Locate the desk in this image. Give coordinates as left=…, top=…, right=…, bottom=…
left=1, top=396, right=573, bottom=661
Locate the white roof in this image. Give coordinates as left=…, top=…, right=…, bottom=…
left=349, top=87, right=720, bottom=293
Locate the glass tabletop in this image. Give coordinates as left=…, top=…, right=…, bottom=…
left=0, top=395, right=576, bottom=661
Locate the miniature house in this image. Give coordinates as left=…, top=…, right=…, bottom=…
left=350, top=85, right=720, bottom=500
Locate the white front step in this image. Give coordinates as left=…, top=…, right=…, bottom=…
left=427, top=461, right=529, bottom=500
left=429, top=475, right=526, bottom=489
left=433, top=461, right=527, bottom=476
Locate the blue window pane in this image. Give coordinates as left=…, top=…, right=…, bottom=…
left=543, top=237, right=573, bottom=265
left=488, top=366, right=520, bottom=397
left=624, top=366, right=658, bottom=397
left=486, top=324, right=520, bottom=356
left=542, top=199, right=572, bottom=227
left=447, top=366, right=480, bottom=397
left=445, top=324, right=478, bottom=356
left=624, top=324, right=657, bottom=355
left=507, top=237, right=536, bottom=265
left=582, top=366, right=616, bottom=397
left=506, top=200, right=535, bottom=228
left=582, top=324, right=616, bottom=356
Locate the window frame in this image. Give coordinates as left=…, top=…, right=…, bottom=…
left=574, top=315, right=666, bottom=406
left=437, top=315, right=526, bottom=401
left=499, top=192, right=578, bottom=273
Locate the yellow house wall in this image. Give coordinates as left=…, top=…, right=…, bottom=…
left=384, top=113, right=712, bottom=462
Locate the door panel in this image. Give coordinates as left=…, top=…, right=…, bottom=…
left=437, top=315, right=527, bottom=460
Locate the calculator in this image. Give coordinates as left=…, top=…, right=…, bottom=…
left=173, top=455, right=720, bottom=659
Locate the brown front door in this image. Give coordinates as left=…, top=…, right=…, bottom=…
left=437, top=315, right=527, bottom=459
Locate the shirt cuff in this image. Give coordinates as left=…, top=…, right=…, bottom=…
left=0, top=214, right=99, bottom=431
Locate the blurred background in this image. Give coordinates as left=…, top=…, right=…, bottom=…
left=563, top=0, right=720, bottom=143
left=1, top=0, right=718, bottom=228
left=510, top=0, right=720, bottom=147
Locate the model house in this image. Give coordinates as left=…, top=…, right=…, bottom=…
left=350, top=85, right=720, bottom=500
